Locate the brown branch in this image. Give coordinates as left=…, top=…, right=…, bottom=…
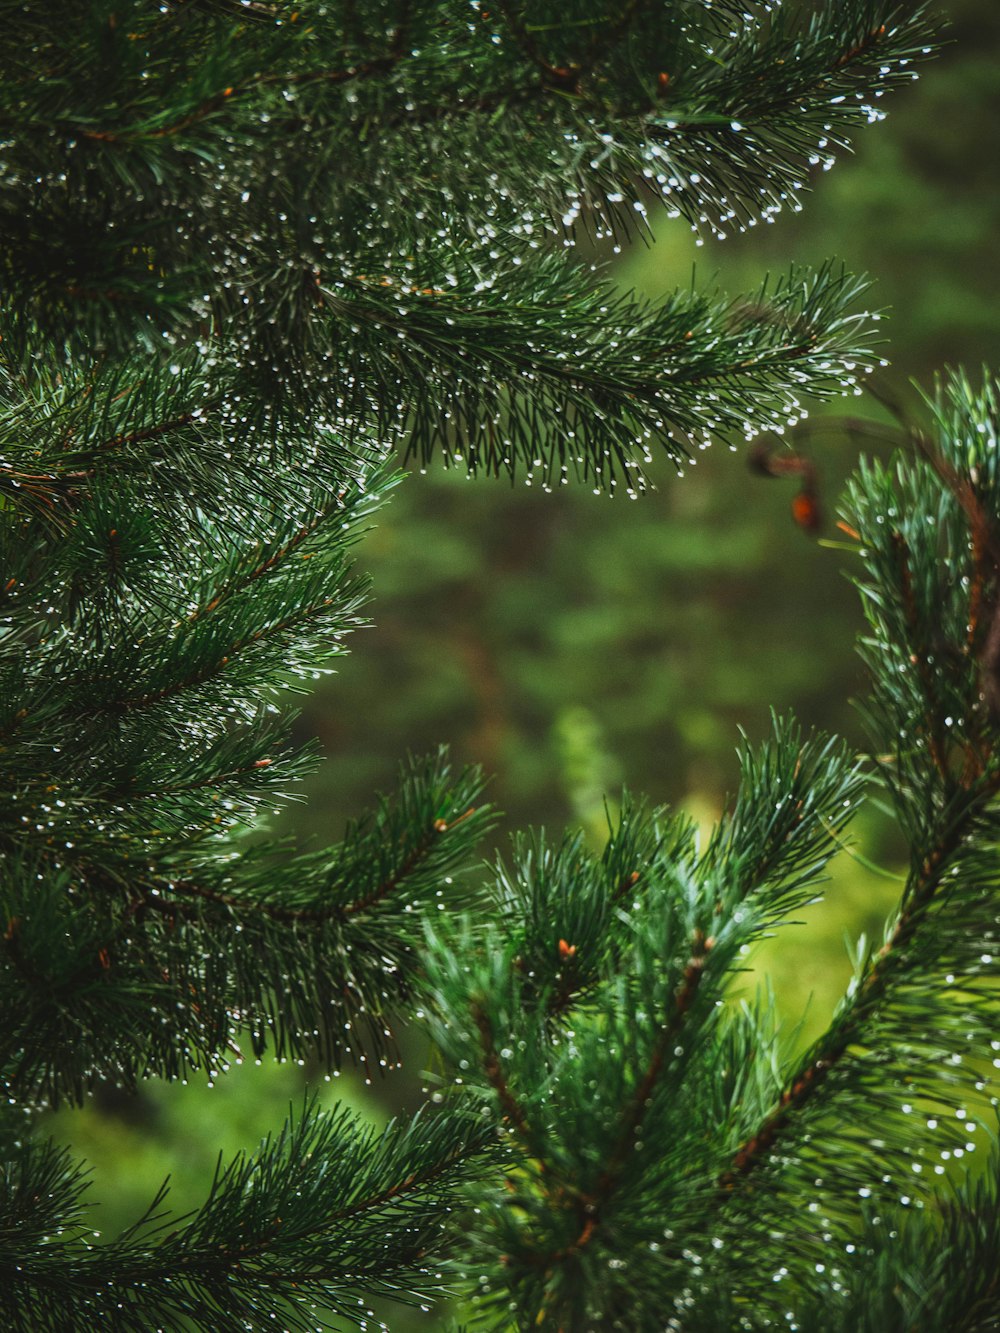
left=591, top=930, right=712, bottom=1206
left=717, top=816, right=972, bottom=1193
left=62, top=283, right=143, bottom=303
left=492, top=1, right=580, bottom=91
left=114, top=597, right=337, bottom=713
left=342, top=822, right=438, bottom=917
left=188, top=498, right=345, bottom=623
left=526, top=930, right=715, bottom=1274
left=126, top=758, right=276, bottom=798
left=969, top=523, right=987, bottom=650
left=904, top=423, right=1000, bottom=735
left=890, top=528, right=951, bottom=783
left=266, top=1135, right=481, bottom=1236
left=0, top=403, right=220, bottom=515
left=473, top=1001, right=535, bottom=1145
left=867, top=377, right=1000, bottom=575
left=915, top=433, right=1000, bottom=570
left=768, top=393, right=1000, bottom=742
left=0, top=468, right=89, bottom=516
left=78, top=46, right=408, bottom=144
left=495, top=0, right=658, bottom=95
left=518, top=1215, right=597, bottom=1271
left=834, top=23, right=887, bottom=70
left=149, top=812, right=462, bottom=923
left=118, top=1139, right=481, bottom=1284
left=96, top=409, right=206, bottom=452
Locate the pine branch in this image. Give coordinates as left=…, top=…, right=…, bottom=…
left=717, top=800, right=972, bottom=1192
left=585, top=927, right=714, bottom=1210
left=0, top=0, right=937, bottom=442
left=675, top=373, right=1000, bottom=1312
left=422, top=721, right=863, bottom=1325
left=155, top=798, right=480, bottom=923
left=790, top=1144, right=1000, bottom=1331
left=0, top=1100, right=499, bottom=1333
left=378, top=259, right=883, bottom=489
left=1, top=752, right=495, bottom=1105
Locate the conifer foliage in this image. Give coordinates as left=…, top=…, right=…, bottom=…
left=7, top=2, right=998, bottom=1330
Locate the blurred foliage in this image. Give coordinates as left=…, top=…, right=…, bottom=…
left=46, top=2, right=1000, bottom=1327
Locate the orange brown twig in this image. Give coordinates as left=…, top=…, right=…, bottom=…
left=491, top=1, right=581, bottom=92
left=527, top=930, right=715, bottom=1274
left=834, top=24, right=887, bottom=69
left=890, top=528, right=950, bottom=783
left=717, top=813, right=978, bottom=1193
left=748, top=441, right=822, bottom=534
left=590, top=930, right=713, bottom=1205
left=473, top=1001, right=535, bottom=1145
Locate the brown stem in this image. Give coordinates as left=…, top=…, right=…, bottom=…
left=492, top=1, right=580, bottom=91
left=473, top=1001, right=535, bottom=1145
left=718, top=817, right=970, bottom=1192
left=116, top=1138, right=479, bottom=1285
left=62, top=283, right=142, bottom=303
left=187, top=505, right=341, bottom=623
left=79, top=46, right=408, bottom=144
left=905, top=422, right=1000, bottom=736
left=0, top=404, right=221, bottom=515
left=114, top=597, right=337, bottom=713
left=834, top=24, right=887, bottom=70
left=891, top=528, right=950, bottom=783
left=969, top=524, right=986, bottom=649
left=95, top=408, right=209, bottom=452
left=127, top=758, right=277, bottom=797
left=342, top=823, right=437, bottom=917
left=528, top=930, right=714, bottom=1273
left=153, top=817, right=451, bottom=923
left=591, top=930, right=712, bottom=1205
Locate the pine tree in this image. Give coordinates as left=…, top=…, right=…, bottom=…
left=8, top=3, right=998, bottom=1330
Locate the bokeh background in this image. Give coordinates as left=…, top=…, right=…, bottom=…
left=48, top=1, right=1000, bottom=1325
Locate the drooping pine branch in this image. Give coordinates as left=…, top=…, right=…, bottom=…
left=0, top=1, right=936, bottom=481
left=1, top=1100, right=498, bottom=1333
left=716, top=374, right=1000, bottom=1198
left=1, top=750, right=494, bottom=1106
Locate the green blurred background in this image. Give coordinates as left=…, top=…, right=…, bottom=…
left=48, top=1, right=1000, bottom=1325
